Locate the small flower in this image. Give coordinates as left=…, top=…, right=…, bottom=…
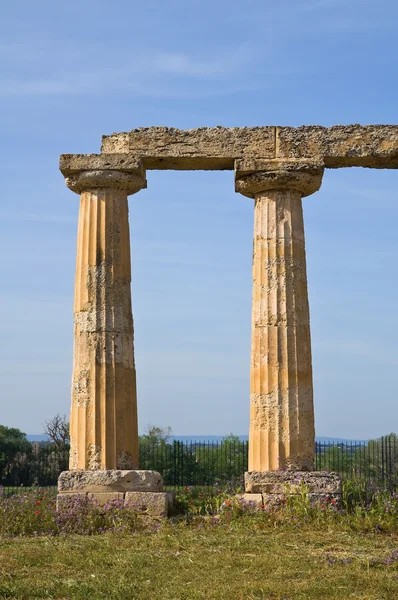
left=35, top=501, right=40, bottom=505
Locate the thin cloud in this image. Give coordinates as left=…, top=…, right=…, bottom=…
left=0, top=44, right=256, bottom=98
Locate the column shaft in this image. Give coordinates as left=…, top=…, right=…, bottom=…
left=70, top=188, right=138, bottom=470
left=249, top=189, right=315, bottom=471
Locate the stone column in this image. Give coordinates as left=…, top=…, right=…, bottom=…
left=236, top=160, right=323, bottom=473
left=236, top=160, right=341, bottom=504
left=57, top=156, right=174, bottom=516
left=64, top=166, right=146, bottom=470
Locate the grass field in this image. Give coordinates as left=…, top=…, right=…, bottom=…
left=0, top=520, right=397, bottom=599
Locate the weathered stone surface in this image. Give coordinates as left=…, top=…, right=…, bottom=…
left=60, top=155, right=147, bottom=195
left=58, top=470, right=163, bottom=493
left=245, top=471, right=342, bottom=495
left=235, top=168, right=321, bottom=472
left=124, top=491, right=169, bottom=517
left=100, top=125, right=398, bottom=170
left=276, top=125, right=398, bottom=168
left=238, top=493, right=263, bottom=509
left=60, top=153, right=145, bottom=175
left=101, top=126, right=275, bottom=169
left=87, top=492, right=125, bottom=504
left=235, top=159, right=324, bottom=198
left=56, top=492, right=88, bottom=511
left=68, top=181, right=143, bottom=470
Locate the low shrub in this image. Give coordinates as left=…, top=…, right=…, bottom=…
left=1, top=479, right=398, bottom=537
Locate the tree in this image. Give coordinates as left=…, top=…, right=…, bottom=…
left=140, top=424, right=173, bottom=446
left=42, top=414, right=70, bottom=449
left=0, top=425, right=30, bottom=487
left=0, top=425, right=27, bottom=444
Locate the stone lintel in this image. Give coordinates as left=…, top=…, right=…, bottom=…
left=276, top=124, right=398, bottom=168
left=99, top=125, right=398, bottom=170
left=58, top=470, right=163, bottom=493
left=245, top=471, right=342, bottom=495
left=101, top=126, right=276, bottom=169
left=60, top=153, right=145, bottom=177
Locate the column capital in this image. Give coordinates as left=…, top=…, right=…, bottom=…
left=60, top=153, right=147, bottom=195
left=235, top=159, right=324, bottom=199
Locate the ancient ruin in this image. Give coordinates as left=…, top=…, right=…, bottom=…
left=58, top=125, right=398, bottom=510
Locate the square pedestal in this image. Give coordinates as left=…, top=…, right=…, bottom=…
left=243, top=471, right=342, bottom=508
left=57, top=470, right=175, bottom=516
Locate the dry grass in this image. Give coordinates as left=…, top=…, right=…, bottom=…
left=0, top=520, right=397, bottom=599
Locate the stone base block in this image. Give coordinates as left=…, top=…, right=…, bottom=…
left=56, top=470, right=175, bottom=516
left=56, top=490, right=175, bottom=517
left=58, top=469, right=163, bottom=493
left=125, top=492, right=172, bottom=517
left=56, top=492, right=88, bottom=511
left=244, top=471, right=342, bottom=505
left=237, top=493, right=263, bottom=509
left=87, top=492, right=125, bottom=505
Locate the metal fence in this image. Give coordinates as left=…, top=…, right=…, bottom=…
left=1, top=437, right=397, bottom=494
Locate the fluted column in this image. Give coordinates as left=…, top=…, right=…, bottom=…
left=236, top=160, right=324, bottom=472
left=62, top=162, right=147, bottom=470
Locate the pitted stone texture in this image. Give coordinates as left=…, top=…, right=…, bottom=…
left=276, top=125, right=398, bottom=168
left=60, top=153, right=144, bottom=175
left=69, top=187, right=139, bottom=470
left=238, top=493, right=263, bottom=509
left=65, top=170, right=146, bottom=195
left=100, top=125, right=398, bottom=170
left=60, top=154, right=147, bottom=195
left=101, top=126, right=275, bottom=169
left=245, top=471, right=342, bottom=495
left=56, top=493, right=88, bottom=511
left=58, top=470, right=163, bottom=493
left=125, top=491, right=170, bottom=517
left=235, top=160, right=324, bottom=198
left=243, top=184, right=316, bottom=472
left=87, top=492, right=125, bottom=505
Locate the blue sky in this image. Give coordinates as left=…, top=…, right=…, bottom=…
left=1, top=0, right=397, bottom=439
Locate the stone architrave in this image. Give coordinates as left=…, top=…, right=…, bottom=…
left=235, top=159, right=324, bottom=473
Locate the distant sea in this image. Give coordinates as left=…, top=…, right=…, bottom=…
left=27, top=434, right=367, bottom=444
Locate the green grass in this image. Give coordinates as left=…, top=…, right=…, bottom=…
left=0, top=520, right=397, bottom=599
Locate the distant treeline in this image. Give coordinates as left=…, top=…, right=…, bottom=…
left=1, top=433, right=397, bottom=491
